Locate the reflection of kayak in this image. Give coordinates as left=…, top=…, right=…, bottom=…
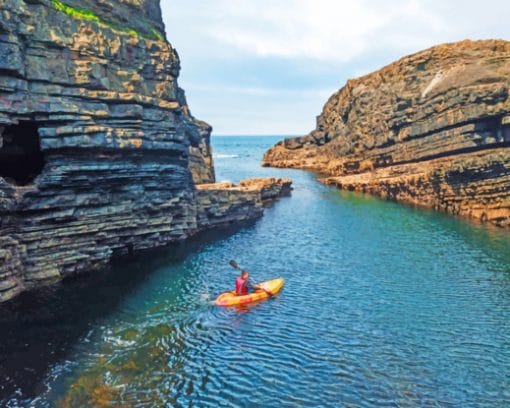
left=215, top=278, right=284, bottom=307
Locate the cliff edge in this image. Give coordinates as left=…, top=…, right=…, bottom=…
left=0, top=0, right=291, bottom=302
left=264, top=40, right=510, bottom=228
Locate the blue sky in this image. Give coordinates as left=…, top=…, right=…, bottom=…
left=161, top=0, right=510, bottom=135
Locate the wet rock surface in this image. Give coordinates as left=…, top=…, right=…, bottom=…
left=264, top=40, right=510, bottom=228
left=196, top=177, right=292, bottom=229
left=0, top=0, right=291, bottom=302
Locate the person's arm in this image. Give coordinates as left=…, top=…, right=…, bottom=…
left=252, top=281, right=272, bottom=296
left=246, top=277, right=260, bottom=290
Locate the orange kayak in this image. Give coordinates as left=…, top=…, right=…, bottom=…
left=214, top=278, right=284, bottom=307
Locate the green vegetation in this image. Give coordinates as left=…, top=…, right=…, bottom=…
left=50, top=0, right=165, bottom=41
left=150, top=27, right=164, bottom=42
left=51, top=0, right=101, bottom=22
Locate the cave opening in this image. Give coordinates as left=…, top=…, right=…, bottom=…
left=0, top=122, right=45, bottom=185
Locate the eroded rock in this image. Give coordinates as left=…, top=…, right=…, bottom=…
left=196, top=178, right=292, bottom=228
left=0, top=0, right=292, bottom=303
left=264, top=40, right=510, bottom=228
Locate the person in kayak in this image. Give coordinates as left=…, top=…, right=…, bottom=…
left=235, top=270, right=260, bottom=295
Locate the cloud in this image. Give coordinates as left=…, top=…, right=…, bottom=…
left=197, top=0, right=448, bottom=62
left=166, top=0, right=510, bottom=64
left=161, top=0, right=510, bottom=134
left=208, top=1, right=380, bottom=61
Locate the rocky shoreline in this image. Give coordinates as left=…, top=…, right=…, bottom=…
left=196, top=178, right=292, bottom=229
left=264, top=40, right=510, bottom=228
left=0, top=0, right=292, bottom=303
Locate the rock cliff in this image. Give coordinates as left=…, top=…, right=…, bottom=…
left=196, top=178, right=292, bottom=228
left=0, top=0, right=291, bottom=302
left=264, top=40, right=510, bottom=228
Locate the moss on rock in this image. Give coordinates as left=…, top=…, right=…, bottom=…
left=50, top=0, right=163, bottom=41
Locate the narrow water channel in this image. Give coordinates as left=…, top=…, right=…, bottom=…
left=1, top=136, right=509, bottom=407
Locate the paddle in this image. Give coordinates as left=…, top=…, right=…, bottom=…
left=229, top=260, right=273, bottom=297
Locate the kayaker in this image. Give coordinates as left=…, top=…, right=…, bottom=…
left=235, top=270, right=258, bottom=295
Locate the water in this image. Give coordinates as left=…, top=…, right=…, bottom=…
left=1, top=136, right=510, bottom=407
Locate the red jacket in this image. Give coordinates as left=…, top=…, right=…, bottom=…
left=235, top=276, right=249, bottom=295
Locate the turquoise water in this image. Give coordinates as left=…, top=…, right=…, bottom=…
left=1, top=136, right=510, bottom=406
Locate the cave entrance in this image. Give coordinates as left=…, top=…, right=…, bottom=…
left=0, top=122, right=45, bottom=185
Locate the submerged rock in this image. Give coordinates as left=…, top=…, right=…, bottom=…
left=264, top=40, right=510, bottom=228
left=0, top=0, right=291, bottom=302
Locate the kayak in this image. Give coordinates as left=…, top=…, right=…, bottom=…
left=214, top=278, right=284, bottom=307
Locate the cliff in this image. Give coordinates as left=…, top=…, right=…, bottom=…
left=0, top=0, right=291, bottom=302
left=264, top=40, right=510, bottom=228
left=196, top=178, right=292, bottom=228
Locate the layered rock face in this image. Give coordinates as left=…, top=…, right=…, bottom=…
left=0, top=0, right=290, bottom=302
left=196, top=178, right=292, bottom=228
left=264, top=40, right=510, bottom=228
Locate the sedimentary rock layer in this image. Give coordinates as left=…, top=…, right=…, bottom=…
left=196, top=178, right=292, bottom=228
left=0, top=0, right=290, bottom=302
left=264, top=40, right=510, bottom=228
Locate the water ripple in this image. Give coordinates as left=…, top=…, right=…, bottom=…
left=1, top=136, right=510, bottom=407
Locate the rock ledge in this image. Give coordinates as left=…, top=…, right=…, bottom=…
left=196, top=178, right=293, bottom=229
left=0, top=0, right=292, bottom=303
left=264, top=40, right=510, bottom=228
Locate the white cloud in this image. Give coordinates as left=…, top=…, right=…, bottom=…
left=165, top=0, right=510, bottom=64
left=162, top=0, right=510, bottom=134
left=197, top=0, right=449, bottom=62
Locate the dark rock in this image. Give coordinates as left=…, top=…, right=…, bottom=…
left=196, top=178, right=292, bottom=227
left=0, top=0, right=291, bottom=302
left=263, top=40, right=510, bottom=228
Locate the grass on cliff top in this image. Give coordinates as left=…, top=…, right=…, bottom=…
left=50, top=0, right=164, bottom=41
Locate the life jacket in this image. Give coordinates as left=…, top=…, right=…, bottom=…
left=235, top=276, right=248, bottom=295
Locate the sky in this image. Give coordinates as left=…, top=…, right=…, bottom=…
left=161, top=0, right=510, bottom=135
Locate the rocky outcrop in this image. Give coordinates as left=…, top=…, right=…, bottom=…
left=264, top=40, right=510, bottom=228
left=0, top=0, right=291, bottom=303
left=196, top=178, right=292, bottom=228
